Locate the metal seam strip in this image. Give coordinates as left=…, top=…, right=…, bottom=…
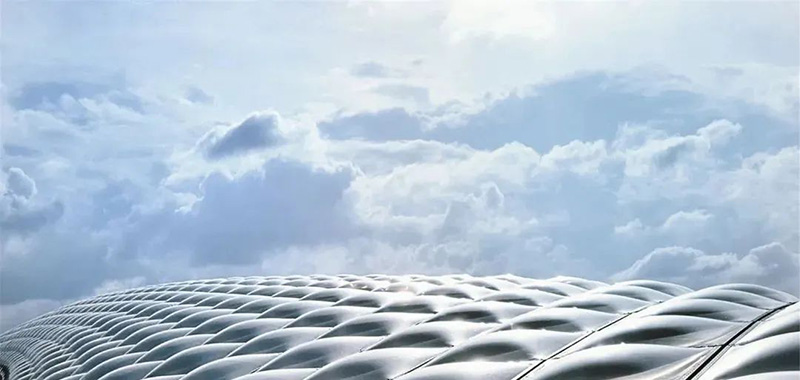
left=684, top=300, right=797, bottom=380
left=512, top=299, right=663, bottom=380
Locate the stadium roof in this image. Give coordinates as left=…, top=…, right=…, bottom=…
left=0, top=274, right=798, bottom=380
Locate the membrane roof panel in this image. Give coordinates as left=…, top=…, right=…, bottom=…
left=0, top=275, right=797, bottom=380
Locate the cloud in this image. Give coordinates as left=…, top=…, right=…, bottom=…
left=5, top=168, right=37, bottom=199
left=0, top=0, right=797, bottom=333
left=10, top=81, right=110, bottom=110
left=619, top=119, right=742, bottom=177
left=2, top=68, right=798, bottom=331
left=8, top=80, right=146, bottom=126
left=2, top=144, right=41, bottom=158
left=92, top=276, right=146, bottom=295
left=614, top=209, right=713, bottom=239
left=613, top=242, right=799, bottom=294
left=372, top=84, right=430, bottom=105
left=711, top=146, right=799, bottom=248
left=442, top=1, right=556, bottom=42
left=319, top=108, right=423, bottom=141
left=0, top=227, right=140, bottom=304
left=0, top=299, right=64, bottom=333
left=199, top=112, right=284, bottom=159
left=122, top=159, right=357, bottom=266
left=317, top=72, right=792, bottom=154
left=538, top=139, right=608, bottom=176
left=615, top=218, right=646, bottom=236
left=350, top=62, right=393, bottom=78
left=660, top=209, right=713, bottom=233
left=0, top=168, right=64, bottom=235
left=184, top=86, right=215, bottom=104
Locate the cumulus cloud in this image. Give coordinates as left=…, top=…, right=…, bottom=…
left=2, top=68, right=798, bottom=333
left=614, top=218, right=647, bottom=236
left=1, top=0, right=797, bottom=332
left=199, top=112, right=284, bottom=159
left=618, top=119, right=742, bottom=178
left=616, top=209, right=714, bottom=238
left=660, top=209, right=713, bottom=234
left=711, top=146, right=799, bottom=248
left=613, top=242, right=800, bottom=294
left=122, top=159, right=357, bottom=266
left=0, top=168, right=64, bottom=235
left=538, top=139, right=608, bottom=176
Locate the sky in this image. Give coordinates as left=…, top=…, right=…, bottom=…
left=0, top=1, right=798, bottom=332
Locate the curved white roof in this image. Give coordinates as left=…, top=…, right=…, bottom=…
left=0, top=274, right=797, bottom=380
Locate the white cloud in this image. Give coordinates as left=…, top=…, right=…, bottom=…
left=92, top=276, right=146, bottom=295
left=538, top=140, right=608, bottom=177
left=0, top=167, right=63, bottom=235
left=615, top=218, right=647, bottom=237
left=442, top=0, right=556, bottom=42
left=618, top=119, right=742, bottom=178
left=343, top=141, right=540, bottom=236
left=613, top=242, right=800, bottom=294
left=614, top=209, right=713, bottom=240
left=710, top=146, right=799, bottom=248
left=696, top=119, right=743, bottom=144
left=5, top=168, right=37, bottom=199
left=659, top=209, right=713, bottom=234
left=2, top=67, right=797, bottom=330
left=0, top=299, right=63, bottom=333
left=0, top=1, right=797, bottom=332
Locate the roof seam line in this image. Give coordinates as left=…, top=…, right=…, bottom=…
left=513, top=301, right=660, bottom=380
left=390, top=302, right=537, bottom=379
left=683, top=300, right=797, bottom=380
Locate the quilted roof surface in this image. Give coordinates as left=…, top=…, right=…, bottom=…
left=0, top=274, right=797, bottom=380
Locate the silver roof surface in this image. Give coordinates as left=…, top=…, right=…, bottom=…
left=0, top=274, right=797, bottom=380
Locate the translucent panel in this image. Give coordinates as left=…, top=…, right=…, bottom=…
left=1, top=275, right=796, bottom=380
left=700, top=332, right=800, bottom=379
left=525, top=344, right=708, bottom=379
left=146, top=343, right=240, bottom=376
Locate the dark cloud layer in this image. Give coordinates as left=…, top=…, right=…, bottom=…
left=350, top=61, right=393, bottom=78
left=319, top=108, right=422, bottom=141
left=10, top=80, right=145, bottom=114
left=185, top=86, right=214, bottom=104
left=201, top=112, right=283, bottom=159
left=2, top=144, right=41, bottom=158
left=320, top=72, right=797, bottom=154
left=122, top=159, right=357, bottom=266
